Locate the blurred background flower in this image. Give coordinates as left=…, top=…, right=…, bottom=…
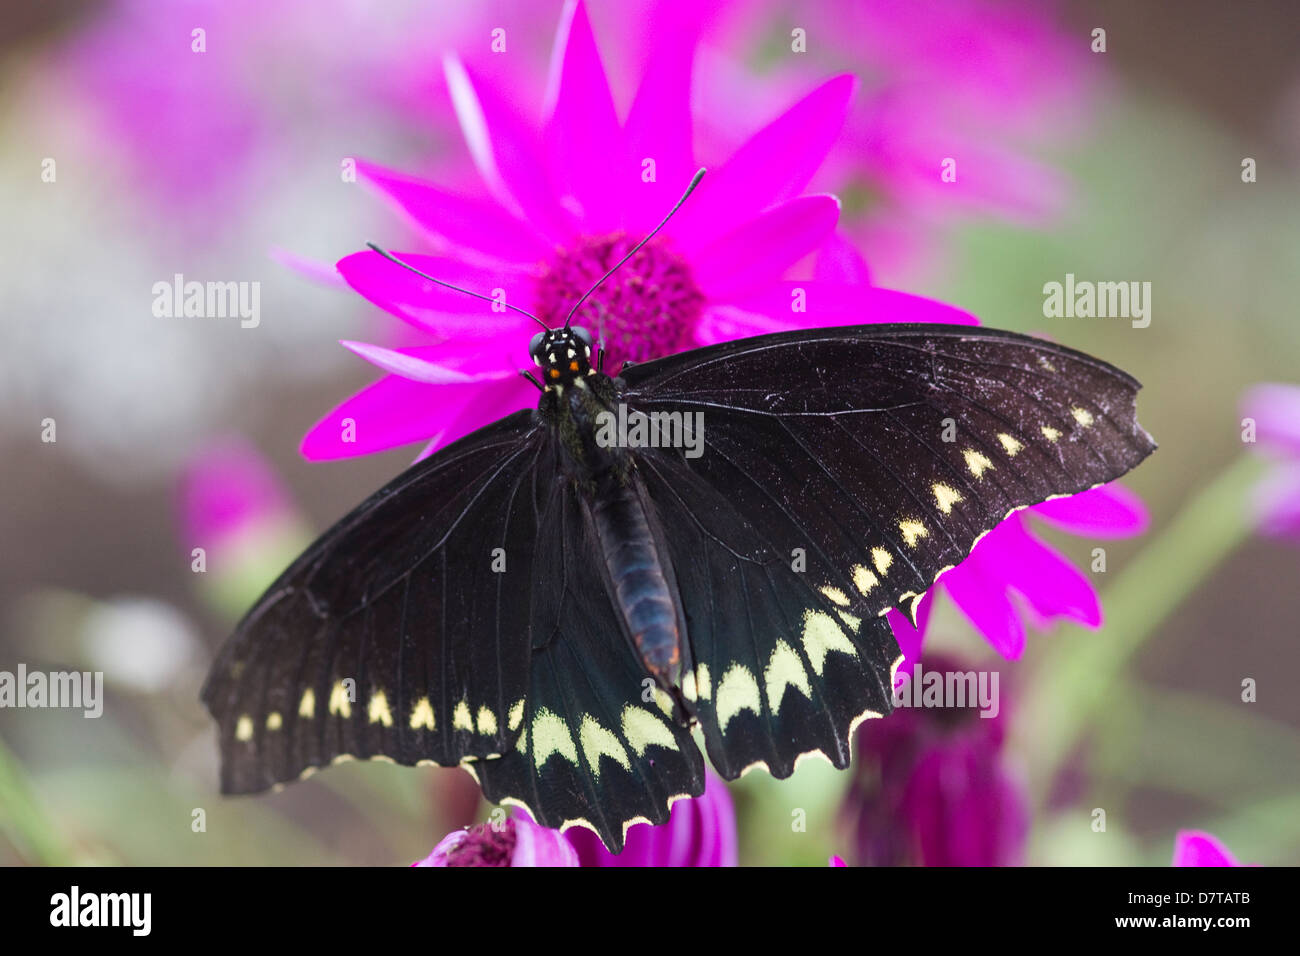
left=2, top=0, right=1298, bottom=866
left=1241, top=383, right=1300, bottom=539
left=841, top=654, right=1028, bottom=866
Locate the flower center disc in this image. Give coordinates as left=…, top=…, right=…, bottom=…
left=534, top=234, right=705, bottom=366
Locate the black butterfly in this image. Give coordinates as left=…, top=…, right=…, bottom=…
left=202, top=179, right=1156, bottom=853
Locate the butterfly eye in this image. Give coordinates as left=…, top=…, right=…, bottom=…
left=572, top=326, right=594, bottom=351
left=529, top=331, right=546, bottom=360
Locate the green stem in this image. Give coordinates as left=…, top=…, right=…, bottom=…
left=1018, top=453, right=1266, bottom=799
left=0, top=736, right=74, bottom=865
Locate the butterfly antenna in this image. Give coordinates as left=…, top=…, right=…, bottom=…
left=364, top=242, right=550, bottom=331
left=563, top=167, right=707, bottom=329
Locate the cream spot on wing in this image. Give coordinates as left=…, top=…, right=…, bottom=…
left=653, top=687, right=675, bottom=717
left=235, top=715, right=254, bottom=741
left=998, top=433, right=1023, bottom=457
left=368, top=690, right=393, bottom=727
left=452, top=699, right=474, bottom=732
left=1041, top=424, right=1062, bottom=442
left=266, top=711, right=282, bottom=731
left=872, top=548, right=893, bottom=575
left=932, top=483, right=964, bottom=515
left=532, top=708, right=578, bottom=769
left=476, top=706, right=498, bottom=736
left=898, top=519, right=928, bottom=547
left=1038, top=356, right=1058, bottom=373
left=963, top=449, right=994, bottom=478
left=1071, top=406, right=1094, bottom=428
left=852, top=564, right=878, bottom=595
left=801, top=609, right=857, bottom=676
left=299, top=688, right=315, bottom=719
left=682, top=663, right=711, bottom=702
left=579, top=714, right=631, bottom=778
left=410, top=697, right=436, bottom=731
left=507, top=698, right=525, bottom=731
left=819, top=585, right=850, bottom=607
left=715, top=664, right=762, bottom=731
left=328, top=681, right=352, bottom=718
left=621, top=705, right=677, bottom=756
left=764, top=640, right=813, bottom=712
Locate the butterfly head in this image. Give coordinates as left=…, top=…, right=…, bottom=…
left=530, top=326, right=595, bottom=387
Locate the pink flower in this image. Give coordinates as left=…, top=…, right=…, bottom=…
left=842, top=653, right=1028, bottom=866
left=1241, top=383, right=1300, bottom=539
left=304, top=0, right=978, bottom=462
left=889, top=483, right=1149, bottom=660
left=413, top=816, right=579, bottom=867
left=1172, top=831, right=1247, bottom=867
left=564, top=770, right=737, bottom=866
left=697, top=0, right=1091, bottom=276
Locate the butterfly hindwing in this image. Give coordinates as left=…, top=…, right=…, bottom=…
left=637, top=448, right=902, bottom=781
left=474, top=479, right=706, bottom=851
left=622, top=323, right=1156, bottom=622
left=201, top=411, right=550, bottom=792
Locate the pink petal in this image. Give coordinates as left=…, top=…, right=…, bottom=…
left=692, top=196, right=841, bottom=300
left=1001, top=533, right=1102, bottom=630
left=444, top=55, right=578, bottom=242
left=814, top=233, right=873, bottom=285
left=357, top=160, right=552, bottom=264
left=1030, top=483, right=1149, bottom=538
left=1172, top=830, right=1241, bottom=867
left=299, top=350, right=532, bottom=460
left=542, top=0, right=625, bottom=232
left=337, top=249, right=536, bottom=337
left=942, top=560, right=1027, bottom=659
left=691, top=305, right=798, bottom=346
left=667, top=75, right=857, bottom=253
left=339, top=340, right=514, bottom=385
left=512, top=817, right=580, bottom=867
left=270, top=247, right=347, bottom=289
left=1242, top=383, right=1300, bottom=456
left=1253, top=462, right=1300, bottom=538
left=724, top=282, right=981, bottom=329
left=621, top=8, right=699, bottom=233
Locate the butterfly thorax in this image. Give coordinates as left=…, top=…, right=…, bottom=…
left=539, top=371, right=685, bottom=690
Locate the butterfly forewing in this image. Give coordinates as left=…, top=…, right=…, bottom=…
left=621, top=324, right=1156, bottom=623
left=201, top=411, right=548, bottom=792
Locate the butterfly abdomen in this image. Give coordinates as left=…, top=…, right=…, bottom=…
left=589, top=475, right=681, bottom=681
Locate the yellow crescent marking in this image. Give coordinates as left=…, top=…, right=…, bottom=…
left=963, top=449, right=994, bottom=478
left=578, top=715, right=631, bottom=778
left=715, top=664, right=762, bottom=731
left=265, top=711, right=282, bottom=731
left=476, top=706, right=498, bottom=736
left=898, top=519, right=928, bottom=547
left=932, top=483, right=964, bottom=515
left=532, top=709, right=578, bottom=769
left=801, top=609, right=857, bottom=676
left=328, top=681, right=351, bottom=718
left=852, top=564, right=878, bottom=595
left=621, top=705, right=678, bottom=756
left=368, top=690, right=393, bottom=727
left=410, top=697, right=436, bottom=731
left=764, top=640, right=813, bottom=712
left=452, top=699, right=474, bottom=732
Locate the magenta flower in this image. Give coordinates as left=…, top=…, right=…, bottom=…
left=179, top=438, right=299, bottom=560
left=413, top=816, right=579, bottom=868
left=699, top=0, right=1091, bottom=275
left=841, top=654, right=1028, bottom=866
left=889, top=483, right=1149, bottom=660
left=563, top=769, right=738, bottom=866
left=1241, top=383, right=1300, bottom=539
left=1172, top=831, right=1247, bottom=867
left=303, top=0, right=978, bottom=461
